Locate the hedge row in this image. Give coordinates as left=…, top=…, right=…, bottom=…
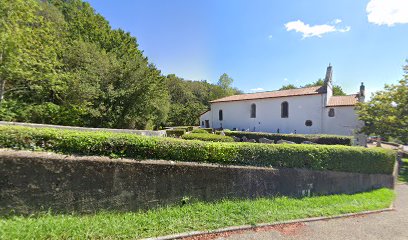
left=0, top=126, right=395, bottom=174
left=191, top=129, right=210, bottom=134
left=182, top=133, right=234, bottom=142
left=217, top=131, right=353, bottom=145
left=198, top=128, right=213, bottom=133
left=166, top=129, right=185, bottom=137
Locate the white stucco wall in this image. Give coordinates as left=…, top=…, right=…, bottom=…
left=203, top=93, right=361, bottom=136
left=323, top=106, right=360, bottom=136
left=209, top=94, right=326, bottom=134
left=199, top=111, right=212, bottom=128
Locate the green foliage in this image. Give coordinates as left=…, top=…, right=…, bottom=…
left=0, top=126, right=395, bottom=174
left=166, top=129, right=186, bottom=137
left=217, top=131, right=353, bottom=145
left=0, top=188, right=394, bottom=239
left=182, top=133, right=234, bottom=142
left=199, top=128, right=213, bottom=133
left=357, top=67, right=408, bottom=144
left=279, top=84, right=297, bottom=90
left=279, top=79, right=346, bottom=96
left=165, top=74, right=240, bottom=127
left=191, top=129, right=210, bottom=134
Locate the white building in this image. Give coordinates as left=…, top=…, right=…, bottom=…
left=200, top=65, right=365, bottom=136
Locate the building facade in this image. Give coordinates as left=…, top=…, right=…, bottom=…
left=200, top=66, right=365, bottom=136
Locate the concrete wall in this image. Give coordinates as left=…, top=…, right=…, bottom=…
left=209, top=94, right=326, bottom=134
left=323, top=106, right=360, bottom=136
left=0, top=121, right=166, bottom=137
left=0, top=150, right=395, bottom=215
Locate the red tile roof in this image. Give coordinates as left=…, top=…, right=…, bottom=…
left=210, top=86, right=326, bottom=103
left=327, top=94, right=359, bottom=107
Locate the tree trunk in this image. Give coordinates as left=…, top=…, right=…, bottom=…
left=0, top=52, right=4, bottom=108
left=376, top=136, right=382, bottom=147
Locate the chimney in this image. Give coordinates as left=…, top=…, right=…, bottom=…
left=359, top=82, right=365, bottom=102
left=324, top=64, right=332, bottom=84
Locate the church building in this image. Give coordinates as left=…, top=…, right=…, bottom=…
left=200, top=65, right=365, bottom=136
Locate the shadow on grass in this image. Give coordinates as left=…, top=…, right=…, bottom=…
left=398, top=159, right=408, bottom=184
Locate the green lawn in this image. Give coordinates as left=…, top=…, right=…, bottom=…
left=0, top=188, right=394, bottom=240
left=398, top=158, right=408, bottom=184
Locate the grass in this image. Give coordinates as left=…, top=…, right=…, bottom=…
left=398, top=158, right=408, bottom=184
left=0, top=188, right=394, bottom=239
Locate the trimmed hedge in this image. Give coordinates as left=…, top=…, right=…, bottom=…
left=199, top=128, right=213, bottom=133
left=171, top=126, right=194, bottom=132
left=166, top=129, right=185, bottom=137
left=191, top=129, right=211, bottom=134
left=182, top=133, right=234, bottom=142
left=216, top=131, right=353, bottom=146
left=0, top=126, right=396, bottom=174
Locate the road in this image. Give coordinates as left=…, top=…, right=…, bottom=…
left=216, top=184, right=408, bottom=240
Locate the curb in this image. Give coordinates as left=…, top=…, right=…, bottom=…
left=144, top=207, right=394, bottom=240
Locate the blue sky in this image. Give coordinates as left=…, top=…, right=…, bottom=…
left=85, top=0, right=408, bottom=97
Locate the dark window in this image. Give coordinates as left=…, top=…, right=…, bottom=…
left=201, top=121, right=204, bottom=126
left=328, top=108, right=335, bottom=117
left=250, top=103, right=256, bottom=118
left=305, top=120, right=313, bottom=126
left=281, top=101, right=289, bottom=118
left=219, top=110, right=223, bottom=121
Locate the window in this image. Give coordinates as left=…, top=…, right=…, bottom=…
left=305, top=120, right=313, bottom=127
left=281, top=101, right=289, bottom=118
left=201, top=121, right=204, bottom=126
left=219, top=110, right=223, bottom=121
left=250, top=103, right=256, bottom=118
left=328, top=108, right=335, bottom=117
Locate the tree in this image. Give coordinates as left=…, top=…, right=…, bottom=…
left=356, top=65, right=408, bottom=144
left=304, top=79, right=346, bottom=96
left=278, top=79, right=346, bottom=96
left=279, top=84, right=297, bottom=90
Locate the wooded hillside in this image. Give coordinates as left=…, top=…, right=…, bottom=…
left=0, top=0, right=238, bottom=129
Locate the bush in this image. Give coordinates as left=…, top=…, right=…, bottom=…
left=199, top=128, right=213, bottom=133
left=170, top=126, right=194, bottom=132
left=216, top=131, right=352, bottom=146
left=182, top=133, right=234, bottom=142
left=191, top=129, right=210, bottom=134
left=0, top=126, right=396, bottom=174
left=166, top=129, right=186, bottom=137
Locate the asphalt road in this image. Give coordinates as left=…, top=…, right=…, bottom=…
left=217, top=184, right=408, bottom=240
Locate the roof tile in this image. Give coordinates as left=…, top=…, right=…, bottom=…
left=327, top=95, right=359, bottom=107
left=210, top=86, right=326, bottom=103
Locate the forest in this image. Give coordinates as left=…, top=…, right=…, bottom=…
left=0, top=0, right=240, bottom=129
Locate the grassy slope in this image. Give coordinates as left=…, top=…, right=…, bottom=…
left=0, top=188, right=394, bottom=239
left=398, top=158, right=408, bottom=183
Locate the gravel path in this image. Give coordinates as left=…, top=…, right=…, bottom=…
left=216, top=184, right=408, bottom=240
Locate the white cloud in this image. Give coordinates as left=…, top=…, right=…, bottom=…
left=284, top=78, right=288, bottom=82
left=250, top=88, right=264, bottom=92
left=366, top=0, right=408, bottom=26
left=267, top=35, right=273, bottom=39
left=284, top=19, right=350, bottom=38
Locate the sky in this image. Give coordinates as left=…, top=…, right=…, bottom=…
left=85, top=0, right=408, bottom=97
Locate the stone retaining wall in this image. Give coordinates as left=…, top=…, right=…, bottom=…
left=0, top=150, right=396, bottom=215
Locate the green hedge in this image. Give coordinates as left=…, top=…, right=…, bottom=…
left=216, top=131, right=352, bottom=146
left=199, top=128, right=213, bottom=133
left=0, top=126, right=396, bottom=174
left=191, top=129, right=211, bottom=134
left=170, top=126, right=194, bottom=132
left=182, top=133, right=234, bottom=142
left=166, top=129, right=185, bottom=137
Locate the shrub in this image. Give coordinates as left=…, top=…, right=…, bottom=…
left=166, top=129, right=186, bottom=137
left=216, top=131, right=352, bottom=146
left=0, top=126, right=396, bottom=174
left=182, top=133, right=234, bottom=142
left=170, top=126, right=194, bottom=132
left=199, top=128, right=213, bottom=133
left=191, top=129, right=210, bottom=134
